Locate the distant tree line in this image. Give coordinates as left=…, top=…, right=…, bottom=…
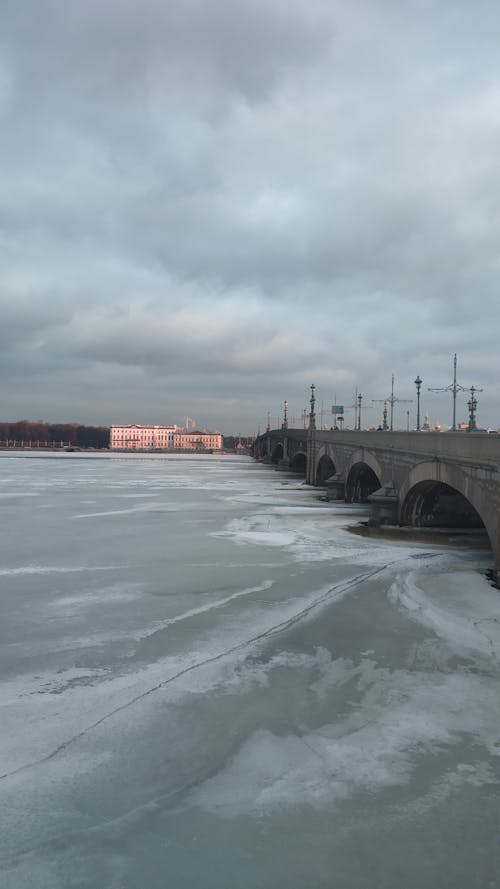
left=0, top=421, right=110, bottom=449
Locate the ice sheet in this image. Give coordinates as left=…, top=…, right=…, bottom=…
left=1, top=454, right=499, bottom=889
left=189, top=658, right=500, bottom=815
left=389, top=568, right=500, bottom=658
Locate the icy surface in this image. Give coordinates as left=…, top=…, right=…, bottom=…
left=0, top=453, right=499, bottom=888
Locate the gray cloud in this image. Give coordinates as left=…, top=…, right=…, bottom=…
left=1, top=0, right=500, bottom=431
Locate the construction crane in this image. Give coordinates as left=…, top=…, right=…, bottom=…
left=427, top=353, right=465, bottom=432
left=372, top=374, right=412, bottom=431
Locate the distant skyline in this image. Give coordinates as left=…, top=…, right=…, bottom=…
left=2, top=1, right=500, bottom=434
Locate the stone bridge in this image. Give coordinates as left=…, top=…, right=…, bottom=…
left=254, top=428, right=500, bottom=583
left=254, top=428, right=309, bottom=475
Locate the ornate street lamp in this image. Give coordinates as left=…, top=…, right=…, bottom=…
left=309, top=384, right=316, bottom=430
left=414, top=375, right=422, bottom=431
left=282, top=400, right=288, bottom=431
left=382, top=401, right=388, bottom=431
left=467, top=385, right=482, bottom=432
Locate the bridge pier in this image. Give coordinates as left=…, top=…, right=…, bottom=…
left=306, top=436, right=317, bottom=485
left=368, top=482, right=399, bottom=526
left=491, top=565, right=500, bottom=589
left=275, top=433, right=290, bottom=470
left=323, top=472, right=345, bottom=501
left=276, top=458, right=291, bottom=470
left=283, top=435, right=289, bottom=462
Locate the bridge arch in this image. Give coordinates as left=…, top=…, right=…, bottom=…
left=399, top=461, right=494, bottom=551
left=345, top=449, right=383, bottom=485
left=344, top=450, right=382, bottom=503
left=271, top=442, right=284, bottom=463
left=316, top=454, right=336, bottom=485
left=401, top=480, right=484, bottom=528
left=289, top=450, right=307, bottom=474
left=346, top=462, right=382, bottom=503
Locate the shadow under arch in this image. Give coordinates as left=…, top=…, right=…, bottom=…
left=316, top=454, right=336, bottom=485
left=271, top=443, right=284, bottom=464
left=346, top=462, right=381, bottom=503
left=400, top=480, right=484, bottom=529
left=399, top=461, right=495, bottom=556
left=289, top=451, right=307, bottom=474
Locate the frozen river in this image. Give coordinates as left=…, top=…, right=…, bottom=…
left=1, top=452, right=499, bottom=888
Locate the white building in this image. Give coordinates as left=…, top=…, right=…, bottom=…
left=110, top=424, right=179, bottom=450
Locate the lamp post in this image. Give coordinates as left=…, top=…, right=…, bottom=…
left=282, top=400, right=288, bottom=431
left=309, top=384, right=316, bottom=430
left=372, top=374, right=411, bottom=431
left=357, top=393, right=362, bottom=430
left=414, top=375, right=422, bottom=431
left=467, top=385, right=482, bottom=432
left=428, top=354, right=465, bottom=432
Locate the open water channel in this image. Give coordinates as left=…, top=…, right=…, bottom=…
left=0, top=452, right=499, bottom=888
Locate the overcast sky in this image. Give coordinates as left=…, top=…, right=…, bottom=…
left=2, top=0, right=500, bottom=433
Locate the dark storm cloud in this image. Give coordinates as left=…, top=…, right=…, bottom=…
left=1, top=0, right=500, bottom=430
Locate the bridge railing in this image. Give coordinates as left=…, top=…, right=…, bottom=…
left=312, top=429, right=500, bottom=465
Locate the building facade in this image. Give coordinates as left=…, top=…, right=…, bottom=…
left=173, top=431, right=223, bottom=451
left=110, top=425, right=178, bottom=450
left=110, top=425, right=223, bottom=451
